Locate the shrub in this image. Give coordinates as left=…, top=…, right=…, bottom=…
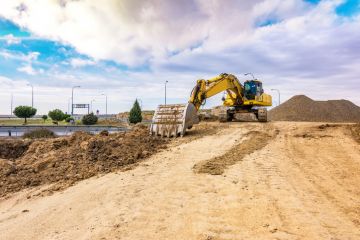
left=42, top=115, right=48, bottom=123
left=23, top=129, right=56, bottom=139
left=65, top=116, right=74, bottom=123
left=128, top=99, right=142, bottom=124
left=48, top=109, right=66, bottom=124
left=82, top=113, right=98, bottom=125
left=13, top=106, right=37, bottom=124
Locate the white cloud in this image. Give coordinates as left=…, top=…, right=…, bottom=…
left=17, top=65, right=37, bottom=75
left=70, top=58, right=96, bottom=68
left=3, top=34, right=21, bottom=45
left=0, top=0, right=360, bottom=112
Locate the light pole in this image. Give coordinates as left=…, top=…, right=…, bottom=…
left=244, top=73, right=255, bottom=80
left=27, top=84, right=33, bottom=107
left=165, top=80, right=168, bottom=105
left=101, top=93, right=107, bottom=117
left=10, top=93, right=13, bottom=116
left=90, top=99, right=96, bottom=113
left=271, top=89, right=281, bottom=106
left=71, top=86, right=81, bottom=115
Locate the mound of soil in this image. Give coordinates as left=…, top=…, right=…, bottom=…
left=0, top=139, right=31, bottom=159
left=0, top=125, right=168, bottom=197
left=269, top=95, right=360, bottom=122
left=350, top=124, right=360, bottom=143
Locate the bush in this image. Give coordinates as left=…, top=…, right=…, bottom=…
left=128, top=99, right=142, bottom=124
left=65, top=116, right=74, bottom=123
left=82, top=113, right=98, bottom=125
left=64, top=113, right=71, bottom=120
left=48, top=109, right=66, bottom=124
left=23, top=129, right=56, bottom=139
left=42, top=115, right=48, bottom=123
left=13, top=106, right=37, bottom=124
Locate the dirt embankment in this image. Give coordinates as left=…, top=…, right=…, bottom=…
left=0, top=125, right=168, bottom=197
left=269, top=95, right=360, bottom=122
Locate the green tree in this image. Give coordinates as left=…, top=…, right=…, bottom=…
left=128, top=99, right=142, bottom=124
left=48, top=109, right=66, bottom=124
left=82, top=113, right=98, bottom=125
left=13, top=106, right=37, bottom=124
left=42, top=115, right=48, bottom=123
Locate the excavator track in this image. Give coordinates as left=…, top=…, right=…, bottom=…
left=257, top=108, right=268, bottom=122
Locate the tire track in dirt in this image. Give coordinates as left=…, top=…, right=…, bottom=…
left=193, top=129, right=278, bottom=175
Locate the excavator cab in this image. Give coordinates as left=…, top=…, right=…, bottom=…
left=244, top=80, right=264, bottom=100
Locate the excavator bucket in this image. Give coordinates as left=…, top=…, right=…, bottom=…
left=150, top=103, right=199, bottom=137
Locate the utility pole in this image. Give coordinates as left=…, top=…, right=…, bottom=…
left=27, top=84, right=34, bottom=107
left=271, top=89, right=281, bottom=106
left=165, top=80, right=168, bottom=105
left=71, top=86, right=81, bottom=115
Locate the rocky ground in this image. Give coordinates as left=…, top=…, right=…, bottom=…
left=0, top=121, right=359, bottom=240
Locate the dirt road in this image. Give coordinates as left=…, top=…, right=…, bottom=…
left=0, top=122, right=359, bottom=239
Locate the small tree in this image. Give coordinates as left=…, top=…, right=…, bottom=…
left=82, top=113, right=98, bottom=125
left=48, top=109, right=66, bottom=125
left=13, top=106, right=37, bottom=124
left=128, top=99, right=142, bottom=124
left=42, top=115, right=48, bottom=123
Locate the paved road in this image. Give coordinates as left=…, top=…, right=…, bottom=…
left=0, top=125, right=128, bottom=137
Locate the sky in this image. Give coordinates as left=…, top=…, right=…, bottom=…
left=0, top=0, right=359, bottom=114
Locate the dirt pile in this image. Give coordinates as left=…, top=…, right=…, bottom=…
left=0, top=125, right=168, bottom=197
left=193, top=130, right=277, bottom=175
left=0, top=139, right=31, bottom=159
left=269, top=95, right=360, bottom=122
left=350, top=123, right=360, bottom=143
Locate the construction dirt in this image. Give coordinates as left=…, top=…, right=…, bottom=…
left=269, top=95, right=360, bottom=122
left=193, top=129, right=278, bottom=175
left=0, top=121, right=359, bottom=240
left=0, top=125, right=168, bottom=197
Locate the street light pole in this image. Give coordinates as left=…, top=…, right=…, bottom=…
left=71, top=86, right=81, bottom=115
left=10, top=93, right=13, bottom=116
left=27, top=84, right=34, bottom=107
left=90, top=99, right=96, bottom=113
left=101, top=94, right=107, bottom=117
left=244, top=73, right=255, bottom=80
left=165, top=80, right=168, bottom=105
left=271, top=89, right=281, bottom=106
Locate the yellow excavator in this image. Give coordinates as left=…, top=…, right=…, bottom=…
left=150, top=73, right=272, bottom=137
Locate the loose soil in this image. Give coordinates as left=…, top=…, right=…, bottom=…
left=0, top=122, right=359, bottom=240
left=0, top=125, right=168, bottom=197
left=269, top=95, right=360, bottom=122
left=0, top=139, right=31, bottom=159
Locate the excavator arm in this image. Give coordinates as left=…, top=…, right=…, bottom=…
left=189, top=73, right=244, bottom=110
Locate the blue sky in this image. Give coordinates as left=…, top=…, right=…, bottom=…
left=0, top=0, right=360, bottom=114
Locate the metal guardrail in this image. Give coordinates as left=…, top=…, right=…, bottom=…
left=0, top=125, right=129, bottom=137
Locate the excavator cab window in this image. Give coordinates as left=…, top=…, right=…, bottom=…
left=244, top=80, right=263, bottom=100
